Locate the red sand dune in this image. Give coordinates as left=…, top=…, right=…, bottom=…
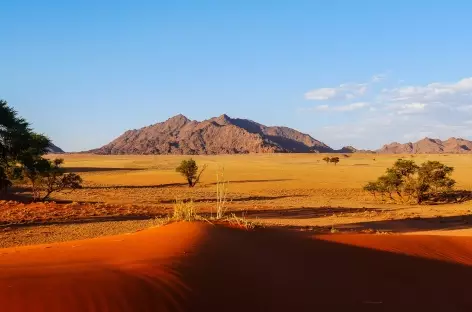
left=1, top=222, right=472, bottom=311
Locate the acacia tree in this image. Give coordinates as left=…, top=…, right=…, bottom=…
left=0, top=100, right=82, bottom=201
left=329, top=157, right=340, bottom=166
left=0, top=100, right=47, bottom=196
left=176, top=158, right=207, bottom=187
left=38, top=159, right=82, bottom=201
left=364, top=159, right=455, bottom=204
left=322, top=156, right=330, bottom=164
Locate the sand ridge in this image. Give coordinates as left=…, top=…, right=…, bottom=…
left=1, top=222, right=472, bottom=311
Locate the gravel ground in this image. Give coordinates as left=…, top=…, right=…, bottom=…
left=0, top=218, right=166, bottom=249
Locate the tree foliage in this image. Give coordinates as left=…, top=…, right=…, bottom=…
left=0, top=100, right=82, bottom=200
left=329, top=157, right=340, bottom=166
left=364, top=159, right=455, bottom=204
left=176, top=158, right=207, bottom=187
left=20, top=158, right=82, bottom=201
left=323, top=156, right=340, bottom=165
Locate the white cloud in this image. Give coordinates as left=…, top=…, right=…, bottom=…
left=457, top=105, right=472, bottom=112
left=309, top=102, right=369, bottom=112
left=312, top=104, right=330, bottom=111
left=304, top=88, right=337, bottom=100
left=381, top=77, right=472, bottom=107
left=371, top=73, right=387, bottom=82
left=305, top=83, right=367, bottom=101
left=334, top=102, right=369, bottom=112
left=305, top=76, right=472, bottom=149
left=305, top=74, right=387, bottom=101
left=395, top=102, right=427, bottom=115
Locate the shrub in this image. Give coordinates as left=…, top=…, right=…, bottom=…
left=176, top=158, right=207, bottom=187
left=215, top=165, right=229, bottom=219
left=21, top=158, right=82, bottom=201
left=173, top=199, right=198, bottom=221
left=364, top=159, right=455, bottom=204
left=329, top=157, right=340, bottom=166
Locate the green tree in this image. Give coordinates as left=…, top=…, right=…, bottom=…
left=176, top=158, right=207, bottom=187
left=329, top=157, right=340, bottom=166
left=1, top=100, right=50, bottom=196
left=322, top=156, right=330, bottom=164
left=415, top=161, right=455, bottom=203
left=40, top=159, right=82, bottom=201
left=0, top=100, right=81, bottom=201
left=364, top=159, right=455, bottom=204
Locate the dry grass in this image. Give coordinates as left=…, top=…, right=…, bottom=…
left=172, top=199, right=198, bottom=221
left=1, top=153, right=472, bottom=247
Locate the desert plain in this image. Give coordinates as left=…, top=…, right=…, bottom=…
left=2, top=153, right=472, bottom=311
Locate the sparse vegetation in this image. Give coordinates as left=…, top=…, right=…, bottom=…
left=364, top=159, right=456, bottom=204
left=19, top=158, right=83, bottom=201
left=323, top=156, right=340, bottom=165
left=329, top=157, right=340, bottom=166
left=0, top=100, right=82, bottom=201
left=227, top=213, right=259, bottom=229
left=215, top=165, right=229, bottom=219
left=176, top=158, right=207, bottom=187
left=172, top=199, right=198, bottom=221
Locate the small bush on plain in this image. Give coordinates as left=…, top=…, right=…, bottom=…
left=364, top=159, right=455, bottom=204
left=176, top=158, right=207, bottom=187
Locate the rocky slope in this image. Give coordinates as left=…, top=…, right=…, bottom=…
left=91, top=114, right=333, bottom=155
left=378, top=137, right=472, bottom=154
left=47, top=143, right=64, bottom=153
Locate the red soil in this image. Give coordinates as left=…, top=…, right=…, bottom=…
left=1, top=222, right=472, bottom=311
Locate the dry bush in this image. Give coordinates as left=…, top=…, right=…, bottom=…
left=215, top=165, right=229, bottom=219
left=172, top=199, right=198, bottom=221
left=226, top=213, right=260, bottom=229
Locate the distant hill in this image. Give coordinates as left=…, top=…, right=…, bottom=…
left=47, top=143, right=65, bottom=154
left=90, top=114, right=333, bottom=155
left=378, top=137, right=472, bottom=154
left=336, top=146, right=375, bottom=154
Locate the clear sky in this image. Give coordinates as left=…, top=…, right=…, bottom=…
left=2, top=0, right=472, bottom=151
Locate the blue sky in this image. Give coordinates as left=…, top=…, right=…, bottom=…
left=2, top=0, right=472, bottom=151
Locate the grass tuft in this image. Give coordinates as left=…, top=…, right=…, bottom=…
left=172, top=199, right=198, bottom=221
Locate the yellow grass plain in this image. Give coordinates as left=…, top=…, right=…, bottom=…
left=2, top=152, right=472, bottom=246
left=44, top=153, right=471, bottom=229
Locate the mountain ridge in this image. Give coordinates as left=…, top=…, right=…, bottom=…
left=377, top=137, right=472, bottom=154
left=91, top=114, right=333, bottom=155
left=88, top=114, right=472, bottom=155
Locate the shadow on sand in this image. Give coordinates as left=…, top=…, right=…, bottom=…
left=230, top=207, right=388, bottom=219
left=332, top=214, right=472, bottom=234
left=175, top=224, right=472, bottom=311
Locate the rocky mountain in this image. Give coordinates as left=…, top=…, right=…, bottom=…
left=91, top=114, right=333, bottom=155
left=47, top=143, right=65, bottom=154
left=378, top=137, right=472, bottom=154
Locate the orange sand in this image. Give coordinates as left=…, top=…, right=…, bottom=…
left=1, top=222, right=472, bottom=311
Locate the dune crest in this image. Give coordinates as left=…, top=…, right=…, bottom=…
left=2, top=222, right=472, bottom=311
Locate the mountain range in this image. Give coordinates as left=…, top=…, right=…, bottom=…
left=91, top=114, right=335, bottom=155
left=85, top=114, right=472, bottom=155
left=378, top=137, right=472, bottom=154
